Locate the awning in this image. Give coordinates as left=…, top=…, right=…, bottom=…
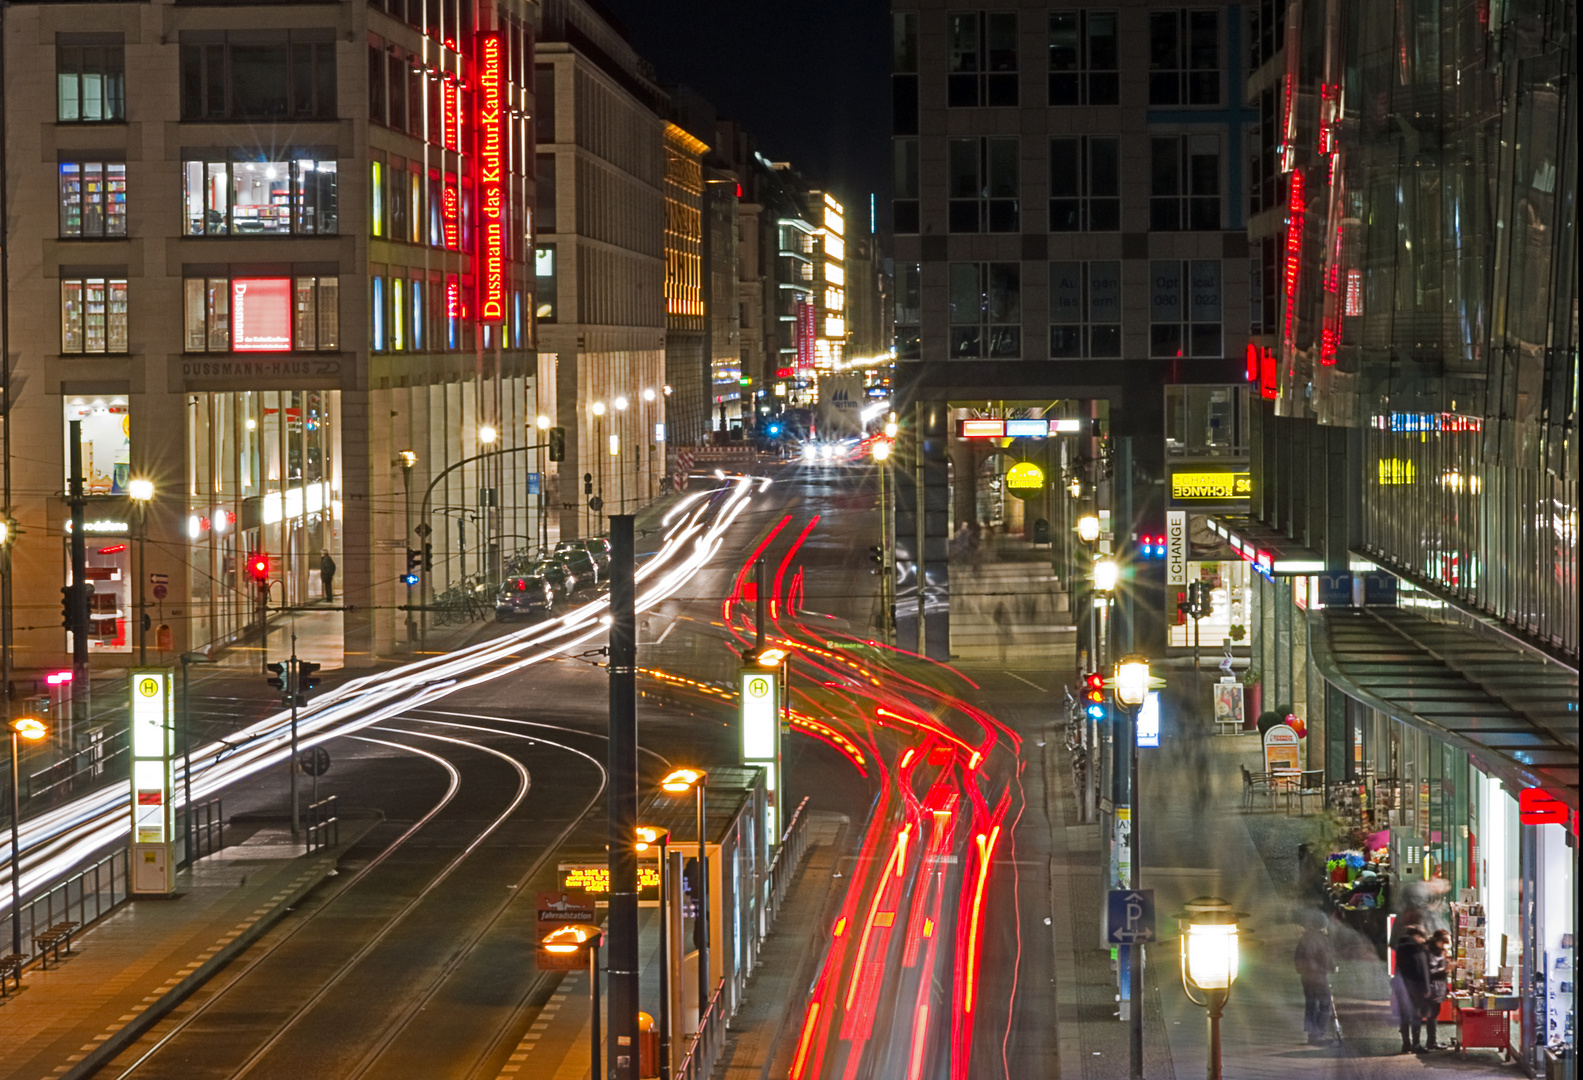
left=1206, top=515, right=1326, bottom=575
left=1309, top=607, right=1580, bottom=808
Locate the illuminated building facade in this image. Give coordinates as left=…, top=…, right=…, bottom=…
left=2, top=0, right=540, bottom=673
left=534, top=0, right=666, bottom=537
left=661, top=122, right=708, bottom=444
left=809, top=191, right=846, bottom=371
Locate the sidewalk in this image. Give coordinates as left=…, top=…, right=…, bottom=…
left=0, top=815, right=377, bottom=1080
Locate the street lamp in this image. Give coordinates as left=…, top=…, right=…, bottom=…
left=1179, top=897, right=1242, bottom=1080
left=1114, top=654, right=1151, bottom=1080
left=660, top=767, right=709, bottom=1031
left=479, top=425, right=498, bottom=445
left=544, top=925, right=604, bottom=1079
left=636, top=824, right=674, bottom=1073
left=1115, top=656, right=1150, bottom=708
left=1077, top=514, right=1101, bottom=543
left=1093, top=555, right=1119, bottom=593
left=128, top=478, right=155, bottom=664
left=9, top=716, right=47, bottom=953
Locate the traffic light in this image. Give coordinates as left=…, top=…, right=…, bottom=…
left=60, top=584, right=87, bottom=629
left=583, top=472, right=594, bottom=496
left=248, top=552, right=271, bottom=586
left=1186, top=581, right=1212, bottom=619
left=422, top=543, right=434, bottom=572
left=869, top=545, right=884, bottom=567
left=297, top=661, right=321, bottom=703
left=548, top=426, right=566, bottom=462
left=1082, top=672, right=1107, bottom=721
left=407, top=548, right=422, bottom=573
left=266, top=662, right=288, bottom=692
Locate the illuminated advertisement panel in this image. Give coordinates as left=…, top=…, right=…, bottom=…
left=231, top=278, right=292, bottom=352
left=477, top=33, right=506, bottom=323
left=442, top=180, right=460, bottom=250
left=958, top=419, right=1005, bottom=438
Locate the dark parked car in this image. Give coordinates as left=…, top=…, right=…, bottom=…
left=578, top=537, right=612, bottom=575
left=553, top=546, right=598, bottom=588
left=496, top=574, right=555, bottom=620
left=529, top=559, right=577, bottom=598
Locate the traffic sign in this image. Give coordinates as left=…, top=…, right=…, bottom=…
left=536, top=889, right=596, bottom=928
left=588, top=495, right=604, bottom=512
left=298, top=746, right=331, bottom=777
left=414, top=522, right=433, bottom=538
left=1107, top=889, right=1156, bottom=944
left=152, top=583, right=168, bottom=601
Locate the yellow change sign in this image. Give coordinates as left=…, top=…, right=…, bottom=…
left=1170, top=471, right=1252, bottom=501
left=1005, top=461, right=1045, bottom=500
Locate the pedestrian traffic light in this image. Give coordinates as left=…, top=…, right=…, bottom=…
left=406, top=548, right=422, bottom=573
left=548, top=426, right=566, bottom=462
left=1083, top=672, right=1107, bottom=721
left=422, top=543, right=434, bottom=572
left=248, top=552, right=270, bottom=586
left=583, top=472, right=593, bottom=495
left=265, top=662, right=287, bottom=692
left=298, top=661, right=321, bottom=697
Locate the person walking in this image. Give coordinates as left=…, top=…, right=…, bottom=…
left=320, top=551, right=337, bottom=602
left=1293, top=914, right=1335, bottom=1045
left=1424, top=929, right=1451, bottom=1050
left=1391, top=926, right=1433, bottom=1053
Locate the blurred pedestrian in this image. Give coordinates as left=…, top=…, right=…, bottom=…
left=320, top=551, right=337, bottom=601
left=1294, top=915, right=1335, bottom=1044
left=1424, top=930, right=1450, bottom=1050
left=1391, top=926, right=1432, bottom=1053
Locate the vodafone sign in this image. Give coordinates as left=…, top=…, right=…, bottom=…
left=232, top=278, right=292, bottom=352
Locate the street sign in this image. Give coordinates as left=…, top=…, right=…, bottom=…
left=527, top=471, right=541, bottom=496
left=149, top=572, right=169, bottom=585
left=414, top=522, right=433, bottom=538
left=152, top=583, right=168, bottom=601
left=588, top=495, right=604, bottom=512
left=298, top=746, right=331, bottom=776
left=1107, top=889, right=1156, bottom=944
left=536, top=889, right=596, bottom=927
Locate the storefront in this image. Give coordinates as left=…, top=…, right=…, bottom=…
left=1166, top=467, right=1254, bottom=655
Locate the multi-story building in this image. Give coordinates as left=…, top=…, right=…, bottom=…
left=533, top=0, right=666, bottom=535
left=660, top=120, right=708, bottom=446
left=889, top=1, right=1250, bottom=658
left=1220, top=2, right=1576, bottom=1065
left=3, top=0, right=540, bottom=676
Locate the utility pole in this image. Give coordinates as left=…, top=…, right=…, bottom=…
left=606, top=514, right=638, bottom=1079
left=288, top=637, right=300, bottom=836
left=68, top=422, right=89, bottom=721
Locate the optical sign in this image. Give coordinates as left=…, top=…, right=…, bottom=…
left=477, top=33, right=506, bottom=323
left=958, top=419, right=1005, bottom=438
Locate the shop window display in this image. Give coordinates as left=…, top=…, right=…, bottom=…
left=185, top=275, right=338, bottom=352
left=65, top=398, right=130, bottom=494
left=183, top=158, right=338, bottom=236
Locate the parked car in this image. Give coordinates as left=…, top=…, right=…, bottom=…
left=530, top=559, right=577, bottom=598
left=496, top=574, right=555, bottom=620
left=553, top=545, right=598, bottom=588
left=579, top=537, right=612, bottom=575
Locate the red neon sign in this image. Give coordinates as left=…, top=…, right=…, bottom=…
left=442, top=76, right=461, bottom=152
left=232, top=278, right=293, bottom=352
left=1282, top=168, right=1305, bottom=348
left=477, top=33, right=506, bottom=323
left=1518, top=787, right=1568, bottom=826
left=442, top=179, right=460, bottom=250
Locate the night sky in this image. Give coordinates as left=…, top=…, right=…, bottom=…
left=595, top=0, right=891, bottom=238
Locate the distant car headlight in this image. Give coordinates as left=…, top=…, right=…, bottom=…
left=819, top=444, right=834, bottom=460
left=803, top=445, right=819, bottom=462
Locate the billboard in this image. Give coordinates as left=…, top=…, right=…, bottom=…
left=476, top=32, right=506, bottom=323
left=231, top=279, right=292, bottom=352
left=817, top=374, right=865, bottom=438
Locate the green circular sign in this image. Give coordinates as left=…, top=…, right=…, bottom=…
left=1005, top=461, right=1046, bottom=500
left=748, top=677, right=770, bottom=698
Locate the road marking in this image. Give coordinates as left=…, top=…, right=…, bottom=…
left=1004, top=672, right=1045, bottom=692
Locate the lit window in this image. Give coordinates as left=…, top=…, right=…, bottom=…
left=183, top=158, right=337, bottom=236
left=59, top=162, right=128, bottom=238
left=183, top=275, right=337, bottom=352
left=60, top=277, right=129, bottom=354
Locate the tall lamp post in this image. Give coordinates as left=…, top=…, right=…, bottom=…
left=660, top=767, right=709, bottom=1030
left=127, top=479, right=155, bottom=664
left=638, top=824, right=672, bottom=1073
left=614, top=396, right=630, bottom=514
left=1114, top=655, right=1151, bottom=1080
left=591, top=401, right=607, bottom=536
left=872, top=438, right=893, bottom=642
left=1179, top=896, right=1242, bottom=1080
left=642, top=388, right=657, bottom=501
left=8, top=715, right=46, bottom=953
left=478, top=425, right=499, bottom=581
left=543, top=925, right=603, bottom=1079
left=534, top=415, right=551, bottom=552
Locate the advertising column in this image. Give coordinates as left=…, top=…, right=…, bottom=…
left=129, top=668, right=175, bottom=894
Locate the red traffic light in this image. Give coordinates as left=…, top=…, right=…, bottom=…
left=1084, top=672, right=1105, bottom=693
left=247, top=553, right=270, bottom=583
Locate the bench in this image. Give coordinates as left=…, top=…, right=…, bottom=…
left=0, top=952, right=23, bottom=995
left=34, top=921, right=80, bottom=968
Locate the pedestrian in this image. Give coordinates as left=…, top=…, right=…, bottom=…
left=1424, top=929, right=1450, bottom=1050
left=320, top=551, right=337, bottom=601
left=1293, top=913, right=1335, bottom=1045
left=1391, top=926, right=1432, bottom=1053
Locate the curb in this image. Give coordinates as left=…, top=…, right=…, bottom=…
left=57, top=856, right=337, bottom=1080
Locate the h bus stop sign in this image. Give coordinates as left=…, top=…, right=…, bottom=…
left=1107, top=889, right=1156, bottom=944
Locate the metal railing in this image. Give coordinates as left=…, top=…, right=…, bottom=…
left=673, top=978, right=728, bottom=1080
left=180, top=797, right=224, bottom=866
left=4, top=848, right=129, bottom=961
left=306, top=795, right=339, bottom=852
left=763, top=796, right=811, bottom=932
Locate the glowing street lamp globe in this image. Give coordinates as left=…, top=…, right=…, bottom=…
left=660, top=767, right=704, bottom=794
left=1092, top=556, right=1120, bottom=593
left=1181, top=897, right=1240, bottom=992
left=1077, top=514, right=1101, bottom=543
left=1115, top=656, right=1151, bottom=708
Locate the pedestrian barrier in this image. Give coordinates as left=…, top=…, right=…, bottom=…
left=306, top=794, right=339, bottom=852
left=763, top=796, right=811, bottom=931
left=3, top=847, right=128, bottom=965
left=673, top=978, right=728, bottom=1080
left=180, top=796, right=224, bottom=866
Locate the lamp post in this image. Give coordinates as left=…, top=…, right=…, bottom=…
left=128, top=479, right=155, bottom=664
left=179, top=650, right=216, bottom=867
left=638, top=824, right=672, bottom=1073
left=1114, top=655, right=1150, bottom=1080
left=1179, top=897, right=1242, bottom=1080
left=872, top=439, right=893, bottom=642
left=8, top=715, right=46, bottom=953
left=478, top=426, right=498, bottom=581
left=535, top=415, right=551, bottom=552
left=660, top=767, right=709, bottom=1029
left=399, top=451, right=418, bottom=640
left=642, top=388, right=657, bottom=501
left=591, top=401, right=606, bottom=535
left=543, top=925, right=603, bottom=1079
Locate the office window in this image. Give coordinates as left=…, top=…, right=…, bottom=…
left=895, top=263, right=920, bottom=360
left=893, top=13, right=918, bottom=72
left=180, top=33, right=337, bottom=121
left=1149, top=10, right=1220, bottom=105
left=538, top=154, right=557, bottom=232
left=1249, top=87, right=1283, bottom=217
left=1049, top=137, right=1119, bottom=231
left=1048, top=12, right=1118, bottom=106
left=61, top=277, right=129, bottom=354
left=184, top=276, right=337, bottom=352
left=59, top=162, right=127, bottom=238
left=57, top=44, right=125, bottom=123
left=1251, top=236, right=1279, bottom=335
left=183, top=159, right=337, bottom=236
left=1150, top=259, right=1221, bottom=357
left=948, top=262, right=1020, bottom=358
left=949, top=137, right=1019, bottom=233
left=1050, top=261, right=1122, bottom=357
left=893, top=138, right=919, bottom=234
left=535, top=245, right=557, bottom=322
left=948, top=12, right=1018, bottom=107
left=1150, top=135, right=1220, bottom=230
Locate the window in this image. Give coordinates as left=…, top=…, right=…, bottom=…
left=535, top=65, right=556, bottom=143
left=948, top=12, right=1018, bottom=107
left=535, top=245, right=557, bottom=322
left=59, top=162, right=127, bottom=238
left=1251, top=236, right=1279, bottom=335
left=57, top=42, right=125, bottom=123
left=948, top=262, right=1020, bottom=358
left=1048, top=12, right=1117, bottom=106
left=180, top=33, right=337, bottom=120
left=893, top=13, right=918, bottom=72
left=61, top=276, right=129, bottom=354
left=371, top=276, right=385, bottom=351
left=1150, top=259, right=1221, bottom=357
left=1150, top=135, right=1220, bottom=230
left=1049, top=137, right=1119, bottom=231
left=537, top=154, right=557, bottom=232
left=893, top=139, right=919, bottom=233
left=183, top=158, right=337, bottom=236
left=895, top=263, right=920, bottom=359
left=1149, top=10, right=1220, bottom=105
left=949, top=137, right=1019, bottom=233
left=184, top=275, right=338, bottom=352
left=1050, top=261, right=1122, bottom=357
left=1249, top=87, right=1283, bottom=217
